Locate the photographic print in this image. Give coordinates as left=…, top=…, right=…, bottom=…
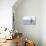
left=23, top=16, right=36, bottom=25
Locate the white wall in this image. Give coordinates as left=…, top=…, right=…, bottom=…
left=41, top=0, right=46, bottom=46
left=0, top=0, right=16, bottom=30
left=13, top=0, right=41, bottom=46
